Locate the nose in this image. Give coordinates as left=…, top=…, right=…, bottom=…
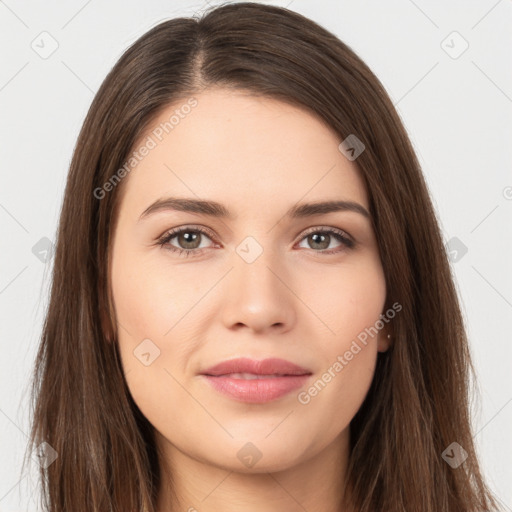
left=220, top=253, right=297, bottom=335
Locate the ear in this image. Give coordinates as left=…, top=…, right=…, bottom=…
left=100, top=308, right=114, bottom=343
left=377, top=328, right=393, bottom=353
left=99, top=289, right=117, bottom=343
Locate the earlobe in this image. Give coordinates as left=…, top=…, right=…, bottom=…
left=100, top=309, right=113, bottom=343
left=99, top=285, right=117, bottom=343
left=378, top=332, right=393, bottom=352
left=99, top=300, right=116, bottom=343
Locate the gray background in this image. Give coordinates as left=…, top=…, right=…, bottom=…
left=1, top=0, right=511, bottom=510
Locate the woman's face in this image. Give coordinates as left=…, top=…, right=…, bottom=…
left=110, top=88, right=390, bottom=473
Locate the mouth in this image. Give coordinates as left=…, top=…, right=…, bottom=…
left=199, top=358, right=312, bottom=403
left=210, top=372, right=299, bottom=379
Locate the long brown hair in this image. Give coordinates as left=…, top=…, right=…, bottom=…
left=25, top=2, right=502, bottom=511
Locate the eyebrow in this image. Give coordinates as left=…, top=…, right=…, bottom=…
left=138, top=196, right=371, bottom=221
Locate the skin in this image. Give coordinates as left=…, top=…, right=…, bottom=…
left=110, top=87, right=391, bottom=512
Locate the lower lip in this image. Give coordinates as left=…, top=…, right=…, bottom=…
left=201, top=374, right=311, bottom=403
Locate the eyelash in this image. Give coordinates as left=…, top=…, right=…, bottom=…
left=156, top=225, right=355, bottom=258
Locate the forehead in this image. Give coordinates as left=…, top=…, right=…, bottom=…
left=118, top=88, right=368, bottom=217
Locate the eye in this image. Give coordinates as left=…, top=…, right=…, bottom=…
left=157, top=226, right=216, bottom=257
left=296, top=226, right=355, bottom=254
left=157, top=225, right=355, bottom=257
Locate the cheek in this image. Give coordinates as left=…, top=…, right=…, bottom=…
left=297, top=299, right=383, bottom=444
left=110, top=242, right=207, bottom=414
left=110, top=246, right=200, bottom=342
left=298, top=343, right=377, bottom=449
left=293, top=255, right=385, bottom=429
left=110, top=242, right=168, bottom=385
left=293, top=252, right=386, bottom=339
left=110, top=251, right=188, bottom=434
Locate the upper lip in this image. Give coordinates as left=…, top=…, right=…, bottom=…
left=200, top=357, right=312, bottom=377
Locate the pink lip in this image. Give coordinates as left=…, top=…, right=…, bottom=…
left=201, top=357, right=311, bottom=377
left=199, top=357, right=312, bottom=404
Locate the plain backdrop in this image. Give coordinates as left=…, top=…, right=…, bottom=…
left=1, top=0, right=511, bottom=510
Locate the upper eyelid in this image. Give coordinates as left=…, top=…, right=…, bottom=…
left=300, top=225, right=353, bottom=240
left=162, top=224, right=216, bottom=241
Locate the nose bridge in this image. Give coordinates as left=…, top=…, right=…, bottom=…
left=220, top=233, right=296, bottom=332
left=234, top=234, right=284, bottom=304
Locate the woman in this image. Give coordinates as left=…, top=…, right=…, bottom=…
left=25, top=2, right=501, bottom=511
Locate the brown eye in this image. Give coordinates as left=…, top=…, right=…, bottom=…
left=172, top=230, right=203, bottom=250
left=157, top=226, right=215, bottom=257
left=297, top=228, right=354, bottom=254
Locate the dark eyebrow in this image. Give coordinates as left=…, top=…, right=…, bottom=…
left=138, top=197, right=371, bottom=221
left=288, top=200, right=370, bottom=219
